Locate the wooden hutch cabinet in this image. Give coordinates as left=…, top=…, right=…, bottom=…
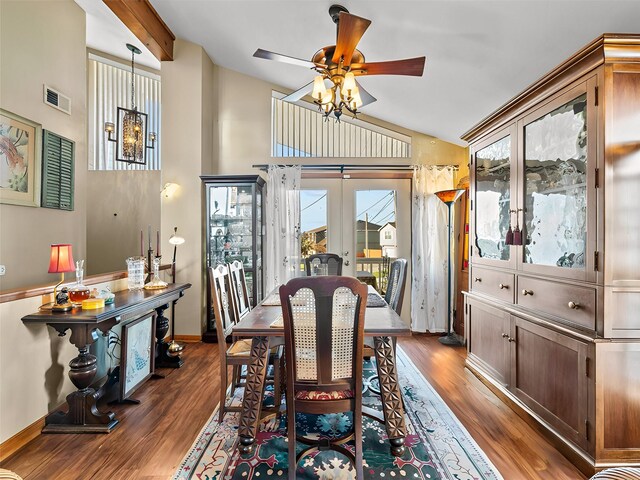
left=463, top=34, right=640, bottom=476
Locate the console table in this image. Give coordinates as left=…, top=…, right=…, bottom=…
left=22, top=282, right=191, bottom=433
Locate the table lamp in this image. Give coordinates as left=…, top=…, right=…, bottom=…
left=167, top=227, right=186, bottom=358
left=435, top=189, right=466, bottom=346
left=47, top=243, right=75, bottom=312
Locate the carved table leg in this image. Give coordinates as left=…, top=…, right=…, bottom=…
left=374, top=336, right=407, bottom=456
left=155, top=302, right=184, bottom=369
left=43, top=344, right=118, bottom=433
left=237, top=336, right=270, bottom=454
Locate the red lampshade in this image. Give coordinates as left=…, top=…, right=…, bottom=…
left=48, top=244, right=75, bottom=273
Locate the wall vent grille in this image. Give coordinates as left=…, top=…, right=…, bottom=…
left=43, top=85, right=71, bottom=115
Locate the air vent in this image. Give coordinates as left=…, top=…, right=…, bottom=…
left=43, top=85, right=71, bottom=115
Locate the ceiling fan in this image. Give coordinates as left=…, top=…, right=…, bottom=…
left=254, top=4, right=426, bottom=121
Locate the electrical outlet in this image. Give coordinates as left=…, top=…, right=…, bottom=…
left=0, top=265, right=5, bottom=276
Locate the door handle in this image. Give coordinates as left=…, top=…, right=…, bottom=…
left=344, top=260, right=350, bottom=266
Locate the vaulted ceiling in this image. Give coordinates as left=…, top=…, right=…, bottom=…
left=82, top=1, right=640, bottom=146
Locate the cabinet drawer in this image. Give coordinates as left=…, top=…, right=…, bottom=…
left=471, top=267, right=514, bottom=303
left=517, top=276, right=596, bottom=331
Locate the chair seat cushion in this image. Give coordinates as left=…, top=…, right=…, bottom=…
left=227, top=339, right=281, bottom=357
left=295, top=389, right=354, bottom=400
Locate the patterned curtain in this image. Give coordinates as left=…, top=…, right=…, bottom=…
left=265, top=165, right=302, bottom=293
left=411, top=165, right=455, bottom=332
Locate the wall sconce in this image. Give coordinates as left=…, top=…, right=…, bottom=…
left=162, top=182, right=179, bottom=198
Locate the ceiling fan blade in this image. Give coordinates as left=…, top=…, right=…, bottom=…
left=254, top=48, right=324, bottom=69
left=332, top=12, right=371, bottom=67
left=281, top=81, right=315, bottom=103
left=351, top=57, right=426, bottom=76
left=355, top=81, right=377, bottom=107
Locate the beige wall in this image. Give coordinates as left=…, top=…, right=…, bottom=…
left=0, top=0, right=87, bottom=291
left=85, top=170, right=162, bottom=275
left=160, top=40, right=215, bottom=336
left=0, top=277, right=126, bottom=443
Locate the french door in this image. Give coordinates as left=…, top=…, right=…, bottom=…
left=300, top=176, right=412, bottom=323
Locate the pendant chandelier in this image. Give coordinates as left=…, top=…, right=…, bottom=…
left=104, top=44, right=156, bottom=165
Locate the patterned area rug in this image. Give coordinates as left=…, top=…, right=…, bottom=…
left=173, top=347, right=503, bottom=480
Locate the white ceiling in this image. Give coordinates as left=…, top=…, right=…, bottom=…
left=82, top=1, right=640, bottom=146
left=76, top=0, right=160, bottom=70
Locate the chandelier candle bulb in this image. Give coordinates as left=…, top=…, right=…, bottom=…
left=312, top=75, right=327, bottom=100
left=343, top=72, right=356, bottom=94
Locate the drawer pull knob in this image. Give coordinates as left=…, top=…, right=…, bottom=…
left=508, top=337, right=516, bottom=343
left=499, top=283, right=508, bottom=290
left=474, top=277, right=482, bottom=282
left=522, top=289, right=534, bottom=296
left=501, top=333, right=509, bottom=338
left=568, top=301, right=580, bottom=310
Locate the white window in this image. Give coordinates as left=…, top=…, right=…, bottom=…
left=88, top=54, right=161, bottom=170
left=271, top=92, right=411, bottom=158
left=385, top=230, right=393, bottom=240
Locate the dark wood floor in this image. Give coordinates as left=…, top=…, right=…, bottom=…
left=1, top=336, right=586, bottom=479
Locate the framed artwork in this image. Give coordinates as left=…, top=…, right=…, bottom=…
left=120, top=313, right=156, bottom=400
left=0, top=109, right=42, bottom=207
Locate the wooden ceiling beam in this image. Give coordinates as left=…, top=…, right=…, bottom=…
left=103, top=0, right=175, bottom=61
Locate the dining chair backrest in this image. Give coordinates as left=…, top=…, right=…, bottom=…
left=305, top=253, right=343, bottom=276
left=384, top=258, right=408, bottom=315
left=279, top=276, right=367, bottom=393
left=228, top=260, right=251, bottom=320
left=208, top=264, right=237, bottom=346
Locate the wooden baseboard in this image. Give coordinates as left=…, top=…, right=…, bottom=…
left=173, top=335, right=201, bottom=343
left=0, top=415, right=45, bottom=462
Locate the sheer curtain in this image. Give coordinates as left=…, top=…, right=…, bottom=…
left=265, top=165, right=302, bottom=293
left=411, top=165, right=455, bottom=332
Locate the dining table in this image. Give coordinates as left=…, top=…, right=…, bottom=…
left=232, top=285, right=411, bottom=457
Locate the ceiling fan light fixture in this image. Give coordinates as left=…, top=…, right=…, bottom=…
left=254, top=5, right=425, bottom=121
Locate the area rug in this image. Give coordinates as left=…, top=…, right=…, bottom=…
left=173, top=347, right=503, bottom=479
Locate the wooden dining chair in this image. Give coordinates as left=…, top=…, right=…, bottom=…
left=365, top=258, right=408, bottom=394
left=209, top=265, right=283, bottom=423
left=384, top=259, right=408, bottom=314
left=279, top=276, right=367, bottom=480
left=305, top=253, right=343, bottom=276
left=228, top=260, right=251, bottom=320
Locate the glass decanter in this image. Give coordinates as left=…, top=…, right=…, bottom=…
left=144, top=256, right=168, bottom=289
left=68, top=260, right=91, bottom=303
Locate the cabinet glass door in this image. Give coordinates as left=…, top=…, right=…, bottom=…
left=208, top=184, right=254, bottom=270
left=520, top=83, right=595, bottom=280
left=472, top=125, right=516, bottom=268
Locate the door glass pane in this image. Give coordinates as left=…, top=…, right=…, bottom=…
left=475, top=135, right=511, bottom=260
left=300, top=190, right=328, bottom=272
left=356, top=190, right=396, bottom=292
left=523, top=94, right=587, bottom=269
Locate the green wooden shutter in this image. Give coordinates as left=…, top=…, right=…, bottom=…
left=41, top=130, right=74, bottom=210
